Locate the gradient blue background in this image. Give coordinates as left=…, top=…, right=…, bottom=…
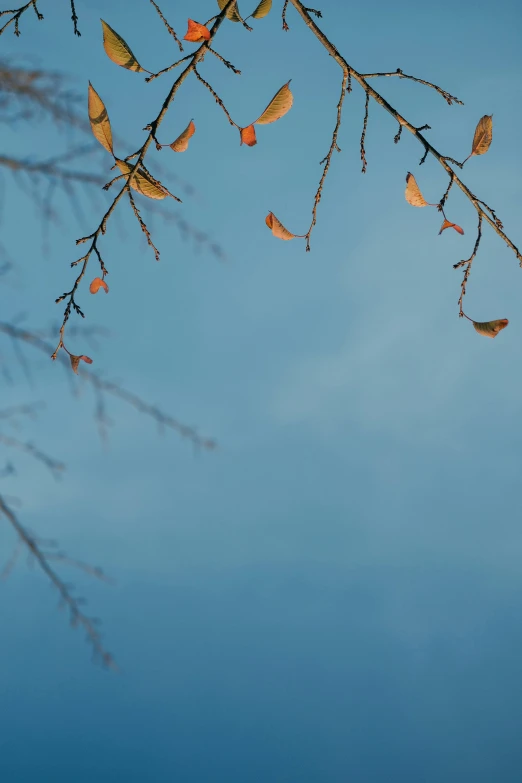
left=1, top=0, right=522, bottom=780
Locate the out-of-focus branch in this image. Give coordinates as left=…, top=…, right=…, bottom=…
left=0, top=433, right=64, bottom=477
left=0, top=493, right=115, bottom=667
left=0, top=320, right=216, bottom=450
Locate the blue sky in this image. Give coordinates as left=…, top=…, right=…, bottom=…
left=1, top=0, right=522, bottom=780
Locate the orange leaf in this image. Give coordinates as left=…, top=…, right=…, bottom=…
left=90, top=277, right=109, bottom=294
left=183, top=19, right=211, bottom=42
left=439, top=219, right=464, bottom=235
left=240, top=125, right=257, bottom=146
left=265, top=211, right=295, bottom=240
left=170, top=120, right=196, bottom=152
left=69, top=353, right=94, bottom=374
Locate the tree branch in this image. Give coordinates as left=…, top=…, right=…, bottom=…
left=287, top=0, right=522, bottom=277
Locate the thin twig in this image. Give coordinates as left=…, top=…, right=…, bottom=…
left=149, top=0, right=182, bottom=51
left=454, top=214, right=482, bottom=316
left=282, top=0, right=290, bottom=30
left=207, top=47, right=241, bottom=75
left=145, top=54, right=192, bottom=83
left=69, top=0, right=80, bottom=36
left=304, top=71, right=348, bottom=251
left=193, top=67, right=239, bottom=128
left=360, top=68, right=463, bottom=106
left=128, top=190, right=160, bottom=261
left=360, top=90, right=369, bottom=173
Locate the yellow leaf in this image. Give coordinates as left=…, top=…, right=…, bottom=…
left=88, top=83, right=114, bottom=155
left=405, top=172, right=429, bottom=207
left=470, top=115, right=493, bottom=157
left=473, top=318, right=508, bottom=338
left=115, top=159, right=168, bottom=200
left=101, top=20, right=144, bottom=72
left=265, top=211, right=295, bottom=240
left=240, top=125, right=257, bottom=146
left=252, top=0, right=272, bottom=19
left=255, top=81, right=293, bottom=125
left=170, top=120, right=196, bottom=152
left=217, top=0, right=242, bottom=22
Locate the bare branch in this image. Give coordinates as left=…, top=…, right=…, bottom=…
left=360, top=90, right=369, bottom=174
left=304, top=71, right=348, bottom=251
left=128, top=190, right=160, bottom=262
left=149, top=0, right=182, bottom=51
left=0, top=433, right=64, bottom=477
left=0, top=321, right=216, bottom=450
left=287, top=0, right=522, bottom=272
left=193, top=67, right=239, bottom=128
left=455, top=214, right=483, bottom=316
left=359, top=68, right=463, bottom=106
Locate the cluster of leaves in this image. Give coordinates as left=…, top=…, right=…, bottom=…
left=54, top=3, right=294, bottom=372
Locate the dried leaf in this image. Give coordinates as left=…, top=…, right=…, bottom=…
left=240, top=124, right=257, bottom=146
left=70, top=354, right=93, bottom=373
left=88, top=83, right=114, bottom=155
left=115, top=159, right=168, bottom=200
left=255, top=81, right=293, bottom=125
left=470, top=115, right=493, bottom=157
left=183, top=19, right=211, bottom=42
left=405, top=172, right=429, bottom=207
left=217, top=0, right=242, bottom=22
left=265, top=211, right=295, bottom=240
left=252, top=0, right=272, bottom=19
left=101, top=20, right=144, bottom=72
left=70, top=354, right=80, bottom=374
left=170, top=120, right=196, bottom=152
left=439, top=219, right=464, bottom=235
left=473, top=318, right=508, bottom=338
left=90, top=277, right=109, bottom=294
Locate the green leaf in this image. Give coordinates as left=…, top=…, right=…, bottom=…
left=252, top=0, right=272, bottom=19
left=255, top=81, right=293, bottom=125
left=88, top=83, right=114, bottom=155
left=101, top=19, right=144, bottom=72
left=217, top=0, right=242, bottom=22
left=472, top=318, right=508, bottom=338
left=115, top=160, right=168, bottom=200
